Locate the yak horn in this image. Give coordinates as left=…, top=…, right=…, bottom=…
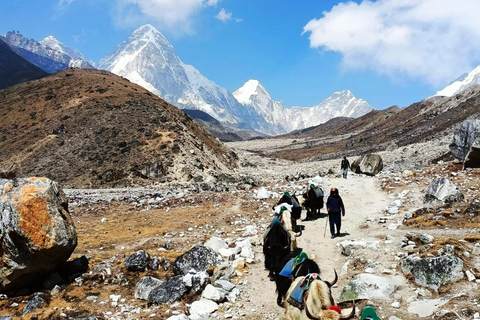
left=339, top=301, right=356, bottom=320
left=295, top=230, right=302, bottom=237
left=304, top=302, right=317, bottom=320
left=324, top=269, right=338, bottom=287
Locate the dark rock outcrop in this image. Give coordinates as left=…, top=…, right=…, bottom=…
left=350, top=154, right=383, bottom=176
left=147, top=275, right=187, bottom=304
left=135, top=276, right=163, bottom=301
left=124, top=250, right=149, bottom=271
left=449, top=119, right=480, bottom=162
left=0, top=178, right=77, bottom=293
left=464, top=138, right=480, bottom=169
left=172, top=244, right=221, bottom=276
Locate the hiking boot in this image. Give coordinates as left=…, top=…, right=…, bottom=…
left=331, top=234, right=335, bottom=239
left=336, top=232, right=341, bottom=237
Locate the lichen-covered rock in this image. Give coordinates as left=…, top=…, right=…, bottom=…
left=424, top=178, right=463, bottom=205
left=401, top=254, right=464, bottom=290
left=172, top=244, right=221, bottom=276
left=0, top=178, right=77, bottom=292
left=148, top=275, right=187, bottom=304
left=339, top=273, right=401, bottom=302
left=351, top=154, right=383, bottom=176
left=449, top=119, right=480, bottom=162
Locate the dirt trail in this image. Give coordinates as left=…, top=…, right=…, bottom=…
left=241, top=174, right=392, bottom=319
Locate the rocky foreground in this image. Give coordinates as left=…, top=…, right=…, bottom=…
left=0, top=135, right=480, bottom=320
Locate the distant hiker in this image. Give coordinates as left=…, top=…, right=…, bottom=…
left=341, top=156, right=350, bottom=179
left=326, top=187, right=345, bottom=239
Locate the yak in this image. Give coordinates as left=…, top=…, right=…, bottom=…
left=302, top=186, right=324, bottom=220
left=275, top=192, right=302, bottom=220
left=284, top=275, right=355, bottom=320
left=263, top=218, right=291, bottom=280
left=275, top=252, right=321, bottom=307
left=277, top=207, right=301, bottom=251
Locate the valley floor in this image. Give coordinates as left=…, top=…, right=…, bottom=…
left=1, top=138, right=479, bottom=320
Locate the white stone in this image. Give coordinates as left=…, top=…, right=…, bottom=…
left=254, top=187, right=272, bottom=200
left=466, top=270, right=476, bottom=282
left=242, top=225, right=257, bottom=237
left=391, top=301, right=401, bottom=308
left=202, top=284, right=226, bottom=302
left=407, top=291, right=465, bottom=317
left=189, top=299, right=219, bottom=318
left=204, top=236, right=228, bottom=253
left=218, top=248, right=235, bottom=258
left=227, top=288, right=240, bottom=302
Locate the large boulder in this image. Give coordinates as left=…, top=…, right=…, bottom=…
left=339, top=273, right=401, bottom=302
left=350, top=154, right=383, bottom=176
left=464, top=138, right=480, bottom=169
left=401, top=254, right=464, bottom=291
left=148, top=275, right=187, bottom=304
left=424, top=177, right=463, bottom=206
left=449, top=119, right=480, bottom=162
left=135, top=276, right=163, bottom=300
left=172, top=244, right=221, bottom=276
left=0, top=178, right=77, bottom=292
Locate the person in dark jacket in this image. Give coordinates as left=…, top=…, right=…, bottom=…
left=326, top=187, right=345, bottom=238
left=341, top=156, right=350, bottom=179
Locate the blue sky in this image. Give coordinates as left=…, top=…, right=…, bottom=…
left=2, top=0, right=480, bottom=110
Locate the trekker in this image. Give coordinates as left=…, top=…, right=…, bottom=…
left=326, top=187, right=345, bottom=239
left=341, top=156, right=350, bottom=179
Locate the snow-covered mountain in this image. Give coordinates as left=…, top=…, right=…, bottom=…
left=434, top=65, right=480, bottom=97
left=40, top=36, right=94, bottom=68
left=4, top=31, right=93, bottom=73
left=233, top=80, right=373, bottom=133
left=98, top=24, right=267, bottom=131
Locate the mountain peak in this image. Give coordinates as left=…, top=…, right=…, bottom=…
left=233, top=79, right=268, bottom=104
left=332, top=89, right=353, bottom=96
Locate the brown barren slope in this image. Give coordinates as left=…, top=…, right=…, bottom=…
left=0, top=68, right=238, bottom=188
left=274, top=88, right=480, bottom=160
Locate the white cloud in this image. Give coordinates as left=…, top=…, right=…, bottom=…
left=116, top=0, right=220, bottom=32
left=303, top=0, right=480, bottom=86
left=215, top=8, right=232, bottom=22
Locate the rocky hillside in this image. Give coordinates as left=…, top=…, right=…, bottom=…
left=272, top=87, right=480, bottom=161
left=0, top=68, right=238, bottom=188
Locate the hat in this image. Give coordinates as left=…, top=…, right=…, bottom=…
left=310, top=184, right=315, bottom=188
left=361, top=306, right=381, bottom=320
left=280, top=206, right=288, bottom=212
left=284, top=191, right=291, bottom=197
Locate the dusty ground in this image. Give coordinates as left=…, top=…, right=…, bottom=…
left=1, top=137, right=479, bottom=320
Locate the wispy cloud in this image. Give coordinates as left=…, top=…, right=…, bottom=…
left=215, top=8, right=232, bottom=22
left=115, top=0, right=221, bottom=33
left=303, top=0, right=480, bottom=86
